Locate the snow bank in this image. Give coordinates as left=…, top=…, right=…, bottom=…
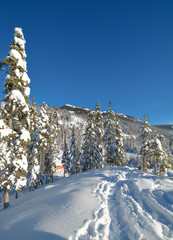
left=0, top=167, right=172, bottom=240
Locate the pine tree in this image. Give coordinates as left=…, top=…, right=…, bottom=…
left=81, top=111, right=101, bottom=172
left=37, top=102, right=49, bottom=183
left=103, top=101, right=116, bottom=166
left=62, top=139, right=71, bottom=176
left=44, top=112, right=58, bottom=183
left=150, top=131, right=166, bottom=175
left=0, top=27, right=31, bottom=207
left=158, top=134, right=170, bottom=176
left=70, top=127, right=80, bottom=174
left=139, top=113, right=152, bottom=171
left=94, top=101, right=104, bottom=167
left=0, top=118, right=14, bottom=208
left=115, top=115, right=126, bottom=166
left=28, top=98, right=40, bottom=189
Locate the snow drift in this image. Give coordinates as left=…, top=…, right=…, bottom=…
left=0, top=167, right=172, bottom=240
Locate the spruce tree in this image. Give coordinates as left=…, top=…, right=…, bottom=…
left=0, top=27, right=30, bottom=207
left=139, top=113, right=152, bottom=171
left=70, top=127, right=80, bottom=174
left=103, top=101, right=116, bottom=166
left=81, top=111, right=101, bottom=172
left=115, top=115, right=126, bottom=166
left=150, top=131, right=165, bottom=175
left=0, top=118, right=14, bottom=208
left=62, top=139, right=71, bottom=176
left=28, top=98, right=40, bottom=189
left=44, top=112, right=58, bottom=183
left=158, top=134, right=169, bottom=176
left=37, top=102, right=49, bottom=183
left=94, top=101, right=104, bottom=167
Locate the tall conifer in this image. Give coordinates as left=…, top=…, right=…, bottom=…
left=115, top=116, right=126, bottom=166
left=103, top=101, right=116, bottom=165
left=28, top=98, right=40, bottom=189
left=0, top=27, right=31, bottom=207
left=81, top=111, right=101, bottom=172
left=94, top=101, right=104, bottom=167
left=37, top=102, right=49, bottom=182
left=139, top=114, right=152, bottom=171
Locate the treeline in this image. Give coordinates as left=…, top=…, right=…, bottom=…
left=62, top=101, right=126, bottom=175
left=138, top=113, right=172, bottom=175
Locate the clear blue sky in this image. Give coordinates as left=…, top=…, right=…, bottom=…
left=0, top=0, right=173, bottom=125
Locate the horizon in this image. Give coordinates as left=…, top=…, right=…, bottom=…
left=0, top=1, right=173, bottom=125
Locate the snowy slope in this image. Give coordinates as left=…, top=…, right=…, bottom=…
left=0, top=167, right=173, bottom=240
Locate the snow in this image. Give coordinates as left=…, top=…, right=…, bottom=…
left=13, top=69, right=21, bottom=78
left=153, top=137, right=163, bottom=152
left=20, top=128, right=30, bottom=142
left=24, top=87, right=30, bottom=97
left=0, top=128, right=13, bottom=138
left=8, top=49, right=26, bottom=71
left=9, top=90, right=26, bottom=105
left=64, top=104, right=91, bottom=111
left=22, top=72, right=30, bottom=84
left=0, top=119, right=6, bottom=128
left=14, top=36, right=25, bottom=50
left=0, top=119, right=13, bottom=138
left=9, top=48, right=21, bottom=60
left=0, top=167, right=172, bottom=240
left=14, top=27, right=23, bottom=37
left=17, top=58, right=27, bottom=71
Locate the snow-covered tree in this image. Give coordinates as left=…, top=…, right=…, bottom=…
left=139, top=114, right=152, bottom=171
left=103, top=101, right=116, bottom=166
left=150, top=131, right=168, bottom=175
left=158, top=134, right=170, bottom=176
left=62, top=139, right=71, bottom=176
left=115, top=116, right=126, bottom=166
left=70, top=127, right=80, bottom=174
left=28, top=98, right=40, bottom=189
left=0, top=118, right=14, bottom=209
left=37, top=102, right=49, bottom=182
left=44, top=112, right=58, bottom=183
left=93, top=101, right=104, bottom=166
left=81, top=111, right=101, bottom=172
left=0, top=27, right=31, bottom=206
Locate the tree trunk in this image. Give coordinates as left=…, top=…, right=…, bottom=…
left=40, top=149, right=45, bottom=175
left=51, top=175, right=53, bottom=183
left=4, top=188, right=9, bottom=209
left=154, top=156, right=157, bottom=175
left=46, top=175, right=48, bottom=184
left=15, top=191, right=18, bottom=199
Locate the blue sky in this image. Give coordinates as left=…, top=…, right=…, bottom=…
left=0, top=0, right=173, bottom=125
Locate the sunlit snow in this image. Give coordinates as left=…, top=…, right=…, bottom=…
left=0, top=167, right=172, bottom=240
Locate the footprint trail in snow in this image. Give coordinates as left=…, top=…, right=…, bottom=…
left=70, top=180, right=115, bottom=240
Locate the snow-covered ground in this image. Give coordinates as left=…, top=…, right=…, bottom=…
left=0, top=167, right=173, bottom=240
